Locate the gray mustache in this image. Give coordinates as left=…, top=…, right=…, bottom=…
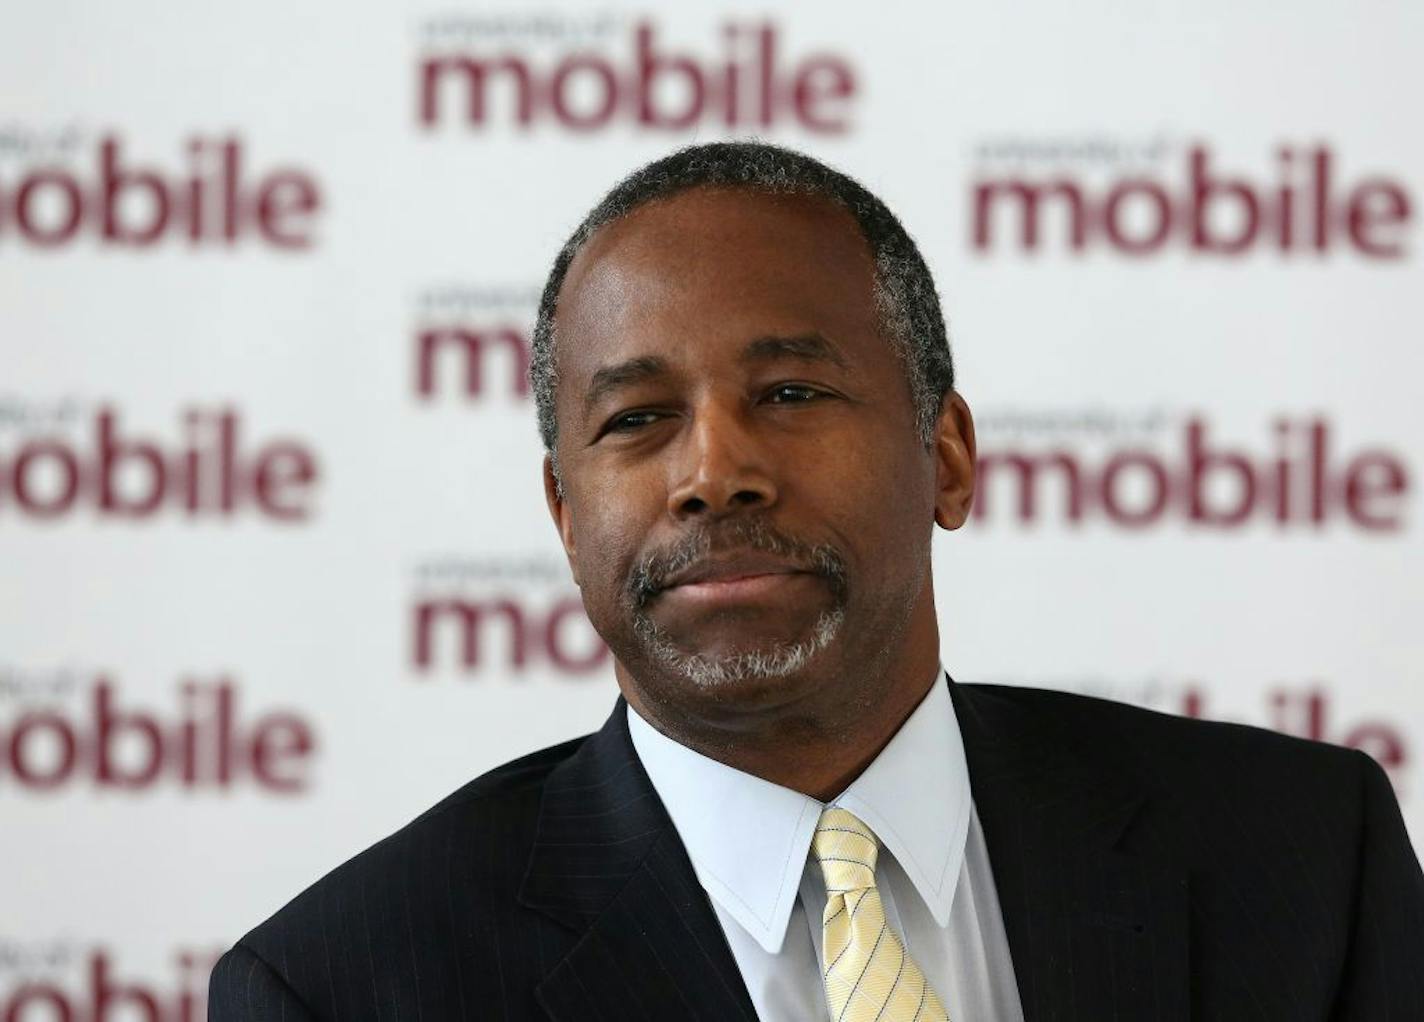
left=628, top=517, right=848, bottom=609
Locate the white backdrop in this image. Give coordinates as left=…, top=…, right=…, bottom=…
left=2, top=1, right=1421, bottom=1014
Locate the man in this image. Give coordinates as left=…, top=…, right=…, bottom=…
left=210, top=142, right=1424, bottom=1020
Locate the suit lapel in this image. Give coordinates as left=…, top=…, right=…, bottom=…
left=952, top=680, right=1190, bottom=1022
left=520, top=699, right=758, bottom=1021
left=521, top=680, right=1190, bottom=1021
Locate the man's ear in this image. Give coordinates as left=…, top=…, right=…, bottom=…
left=933, top=391, right=977, bottom=530
left=543, top=454, right=579, bottom=586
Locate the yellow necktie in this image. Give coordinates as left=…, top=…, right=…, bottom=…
left=812, top=807, right=951, bottom=1022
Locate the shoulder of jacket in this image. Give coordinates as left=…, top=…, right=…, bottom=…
left=958, top=680, right=1369, bottom=790
left=234, top=731, right=591, bottom=952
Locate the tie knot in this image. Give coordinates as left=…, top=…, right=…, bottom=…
left=812, top=807, right=879, bottom=894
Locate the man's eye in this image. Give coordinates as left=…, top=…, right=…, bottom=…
left=605, top=410, right=663, bottom=433
left=765, top=384, right=825, bottom=404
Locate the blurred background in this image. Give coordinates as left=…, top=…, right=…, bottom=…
left=2, top=0, right=1421, bottom=1014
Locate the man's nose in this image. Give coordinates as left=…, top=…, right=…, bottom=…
left=666, top=402, right=779, bottom=519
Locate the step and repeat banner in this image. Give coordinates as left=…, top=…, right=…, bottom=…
left=2, top=1, right=1421, bottom=1015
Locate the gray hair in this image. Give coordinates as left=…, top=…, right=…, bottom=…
left=531, top=141, right=954, bottom=473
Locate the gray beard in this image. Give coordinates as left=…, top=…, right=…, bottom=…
left=631, top=605, right=847, bottom=688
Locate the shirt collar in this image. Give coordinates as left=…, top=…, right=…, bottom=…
left=627, top=667, right=971, bottom=953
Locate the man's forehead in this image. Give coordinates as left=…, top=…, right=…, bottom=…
left=554, top=187, right=877, bottom=356
left=564, top=187, right=871, bottom=295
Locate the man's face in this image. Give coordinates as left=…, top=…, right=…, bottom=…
left=547, top=187, right=967, bottom=721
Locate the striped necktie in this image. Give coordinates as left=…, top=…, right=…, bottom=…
left=812, top=807, right=951, bottom=1022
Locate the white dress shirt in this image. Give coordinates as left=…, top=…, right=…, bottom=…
left=627, top=670, right=1026, bottom=1022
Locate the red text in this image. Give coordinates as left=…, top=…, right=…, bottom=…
left=419, top=22, right=856, bottom=133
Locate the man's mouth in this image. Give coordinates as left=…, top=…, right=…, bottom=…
left=661, top=553, right=808, bottom=590
left=647, top=551, right=825, bottom=610
left=628, top=519, right=849, bottom=613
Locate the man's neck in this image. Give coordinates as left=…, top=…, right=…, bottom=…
left=730, top=668, right=940, bottom=801
left=622, top=605, right=944, bottom=801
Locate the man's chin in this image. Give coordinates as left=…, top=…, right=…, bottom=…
left=633, top=607, right=846, bottom=690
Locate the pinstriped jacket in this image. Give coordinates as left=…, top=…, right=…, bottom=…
left=209, top=678, right=1424, bottom=1020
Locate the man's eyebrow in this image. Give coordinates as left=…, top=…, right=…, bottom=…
left=741, top=333, right=850, bottom=370
left=583, top=355, right=668, bottom=413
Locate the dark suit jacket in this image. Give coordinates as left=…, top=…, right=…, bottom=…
left=210, top=680, right=1424, bottom=1020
